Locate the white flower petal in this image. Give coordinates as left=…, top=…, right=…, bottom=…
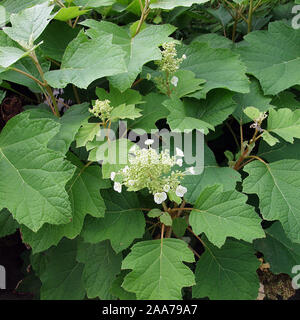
left=110, top=172, right=116, bottom=181
left=114, top=182, right=122, bottom=193
left=182, top=54, right=187, bottom=60
left=154, top=192, right=167, bottom=204
left=176, top=185, right=187, bottom=197
left=163, top=185, right=170, bottom=193
left=171, top=76, right=179, bottom=87
left=145, top=139, right=154, bottom=146
left=176, top=159, right=183, bottom=167
left=176, top=147, right=184, bottom=157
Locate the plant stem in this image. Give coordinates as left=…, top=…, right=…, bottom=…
left=248, top=0, right=254, bottom=33
left=133, top=0, right=151, bottom=38
left=9, top=67, right=45, bottom=87
left=29, top=51, right=60, bottom=117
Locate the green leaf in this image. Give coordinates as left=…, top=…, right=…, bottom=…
left=190, top=185, right=264, bottom=247
left=110, top=271, right=136, bottom=300
left=81, top=189, right=146, bottom=253
left=243, top=106, right=262, bottom=121
left=81, top=20, right=176, bottom=91
left=96, top=85, right=142, bottom=107
left=147, top=208, right=162, bottom=218
left=237, top=21, right=300, bottom=95
left=265, top=108, right=300, bottom=144
left=233, top=78, right=274, bottom=124
left=77, top=240, right=122, bottom=300
left=254, top=221, right=300, bottom=277
left=150, top=0, right=209, bottom=9
left=0, top=46, right=28, bottom=69
left=110, top=104, right=142, bottom=121
left=44, top=30, right=127, bottom=89
left=3, top=3, right=54, bottom=49
left=182, top=144, right=241, bottom=204
left=74, top=0, right=116, bottom=7
left=48, top=103, right=90, bottom=154
left=0, top=112, right=75, bottom=232
left=54, top=7, right=89, bottom=21
left=193, top=237, right=260, bottom=300
left=160, top=212, right=172, bottom=226
left=178, top=42, right=249, bottom=98
left=172, top=217, right=188, bottom=237
left=258, top=138, right=300, bottom=162
left=122, top=238, right=195, bottom=300
left=271, top=91, right=300, bottom=111
left=20, top=156, right=109, bottom=253
left=183, top=89, right=237, bottom=128
left=40, top=238, right=85, bottom=300
left=192, top=33, right=233, bottom=49
left=261, top=131, right=279, bottom=147
left=128, top=93, right=169, bottom=132
left=163, top=97, right=214, bottom=134
left=75, top=122, right=100, bottom=148
left=168, top=69, right=206, bottom=98
left=0, top=208, right=18, bottom=238
left=243, top=160, right=300, bottom=243
left=39, top=21, right=80, bottom=62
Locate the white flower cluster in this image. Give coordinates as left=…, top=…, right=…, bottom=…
left=111, top=140, right=195, bottom=204
left=156, top=42, right=186, bottom=74
left=89, top=99, right=113, bottom=122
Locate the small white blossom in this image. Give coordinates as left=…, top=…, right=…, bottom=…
left=145, top=139, right=154, bottom=146
left=163, top=185, right=170, bottom=193
left=176, top=147, right=184, bottom=157
left=171, top=76, right=179, bottom=87
left=176, top=158, right=183, bottom=167
left=154, top=192, right=167, bottom=204
left=176, top=185, right=187, bottom=197
left=128, top=180, right=135, bottom=186
left=182, top=54, right=187, bottom=60
left=110, top=172, right=116, bottom=181
left=114, top=182, right=122, bottom=193
left=122, top=166, right=129, bottom=173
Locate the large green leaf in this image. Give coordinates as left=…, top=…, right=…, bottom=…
left=237, top=21, right=300, bottom=95
left=258, top=138, right=300, bottom=162
left=81, top=20, right=176, bottom=91
left=3, top=3, right=54, bottom=49
left=233, top=77, right=274, bottom=124
left=193, top=237, right=260, bottom=300
left=81, top=189, right=145, bottom=253
left=190, top=185, right=264, bottom=247
left=254, top=221, right=300, bottom=277
left=40, top=238, right=85, bottom=300
left=0, top=46, right=28, bottom=69
left=77, top=240, right=122, bottom=300
left=243, top=160, right=300, bottom=243
left=48, top=103, right=90, bottom=154
left=0, top=112, right=75, bottom=232
left=163, top=97, right=214, bottom=134
left=21, top=156, right=109, bottom=253
left=178, top=42, right=249, bottom=98
left=39, top=21, right=80, bottom=62
left=150, top=0, right=209, bottom=9
left=122, top=238, right=195, bottom=300
left=44, top=30, right=127, bottom=89
left=182, top=144, right=241, bottom=204
left=128, top=93, right=169, bottom=132
left=263, top=108, right=300, bottom=145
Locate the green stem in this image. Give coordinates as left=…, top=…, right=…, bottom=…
left=248, top=0, right=254, bottom=33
